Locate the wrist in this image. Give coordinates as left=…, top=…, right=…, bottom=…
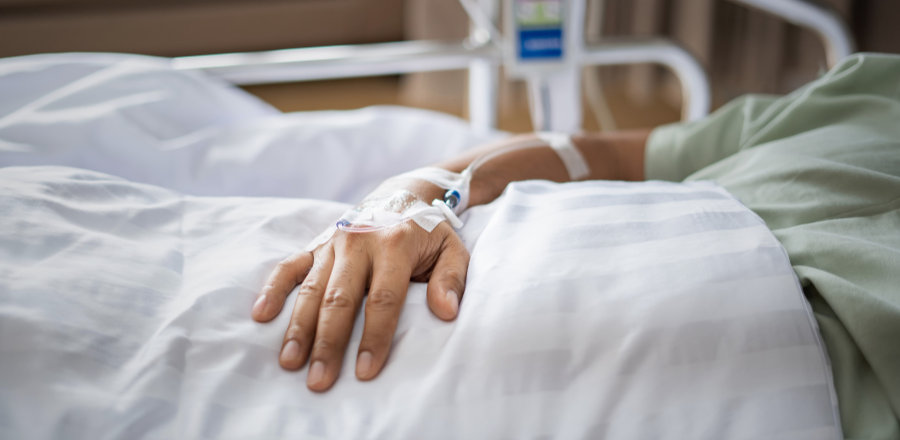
left=467, top=140, right=570, bottom=208
left=574, top=130, right=649, bottom=181
left=377, top=176, right=446, bottom=205
left=467, top=168, right=506, bottom=208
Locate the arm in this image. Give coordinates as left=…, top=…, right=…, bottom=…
left=436, top=130, right=649, bottom=207
left=252, top=129, right=650, bottom=391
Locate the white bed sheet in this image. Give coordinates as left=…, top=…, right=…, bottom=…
left=0, top=53, right=503, bottom=204
left=0, top=166, right=840, bottom=440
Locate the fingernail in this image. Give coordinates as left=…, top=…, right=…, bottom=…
left=446, top=290, right=459, bottom=317
left=356, top=351, right=373, bottom=378
left=308, top=361, right=325, bottom=387
left=280, top=340, right=299, bottom=364
left=252, top=295, right=268, bottom=317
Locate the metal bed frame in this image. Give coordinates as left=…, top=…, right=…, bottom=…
left=173, top=0, right=854, bottom=133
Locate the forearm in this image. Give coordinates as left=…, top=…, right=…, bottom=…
left=433, top=129, right=651, bottom=208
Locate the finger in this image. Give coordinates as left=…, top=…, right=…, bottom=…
left=356, top=247, right=413, bottom=381
left=253, top=251, right=314, bottom=322
left=426, top=228, right=470, bottom=321
left=279, top=246, right=335, bottom=370
left=307, top=239, right=369, bottom=391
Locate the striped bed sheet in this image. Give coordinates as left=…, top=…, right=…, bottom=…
left=0, top=166, right=839, bottom=439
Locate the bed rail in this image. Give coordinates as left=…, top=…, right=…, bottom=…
left=583, top=39, right=711, bottom=123
left=171, top=41, right=498, bottom=85
left=173, top=41, right=502, bottom=133
left=173, top=37, right=710, bottom=131
left=174, top=0, right=852, bottom=133
left=730, top=0, right=855, bottom=68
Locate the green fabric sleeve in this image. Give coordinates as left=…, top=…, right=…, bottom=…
left=645, top=94, right=780, bottom=182
left=644, top=53, right=900, bottom=440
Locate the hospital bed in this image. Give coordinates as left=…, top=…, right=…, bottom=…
left=0, top=1, right=853, bottom=438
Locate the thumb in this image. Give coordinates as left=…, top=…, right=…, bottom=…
left=426, top=231, right=470, bottom=321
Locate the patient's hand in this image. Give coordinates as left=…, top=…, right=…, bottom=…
left=249, top=131, right=648, bottom=391
left=251, top=187, right=468, bottom=391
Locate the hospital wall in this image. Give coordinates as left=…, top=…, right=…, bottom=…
left=0, top=0, right=404, bottom=57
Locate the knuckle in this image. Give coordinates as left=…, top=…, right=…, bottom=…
left=443, top=268, right=466, bottom=286
left=362, top=330, right=392, bottom=348
left=275, top=260, right=294, bottom=274
left=286, top=323, right=312, bottom=341
left=310, top=256, right=328, bottom=271
left=312, top=338, right=338, bottom=353
left=366, top=289, right=403, bottom=311
left=364, top=321, right=394, bottom=340
left=297, top=282, right=321, bottom=299
left=321, top=288, right=357, bottom=310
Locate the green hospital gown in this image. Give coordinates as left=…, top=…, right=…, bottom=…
left=645, top=53, right=900, bottom=440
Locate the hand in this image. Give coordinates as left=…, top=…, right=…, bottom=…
left=251, top=211, right=469, bottom=391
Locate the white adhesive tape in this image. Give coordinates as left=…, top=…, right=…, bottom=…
left=305, top=196, right=460, bottom=252
left=393, top=167, right=472, bottom=214
left=431, top=199, right=464, bottom=229
left=537, top=132, right=591, bottom=181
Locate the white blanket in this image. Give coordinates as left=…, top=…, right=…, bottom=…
left=0, top=166, right=839, bottom=440
left=0, top=53, right=503, bottom=204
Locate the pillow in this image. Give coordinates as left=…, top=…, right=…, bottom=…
left=0, top=166, right=839, bottom=439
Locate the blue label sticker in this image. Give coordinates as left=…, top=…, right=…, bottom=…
left=519, top=28, right=563, bottom=59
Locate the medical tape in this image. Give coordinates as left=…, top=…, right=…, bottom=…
left=303, top=190, right=461, bottom=252
left=431, top=199, right=464, bottom=229
left=393, top=167, right=472, bottom=214
left=463, top=133, right=590, bottom=185
left=536, top=132, right=591, bottom=181
left=304, top=133, right=588, bottom=252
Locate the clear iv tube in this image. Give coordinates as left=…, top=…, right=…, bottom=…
left=335, top=136, right=565, bottom=234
